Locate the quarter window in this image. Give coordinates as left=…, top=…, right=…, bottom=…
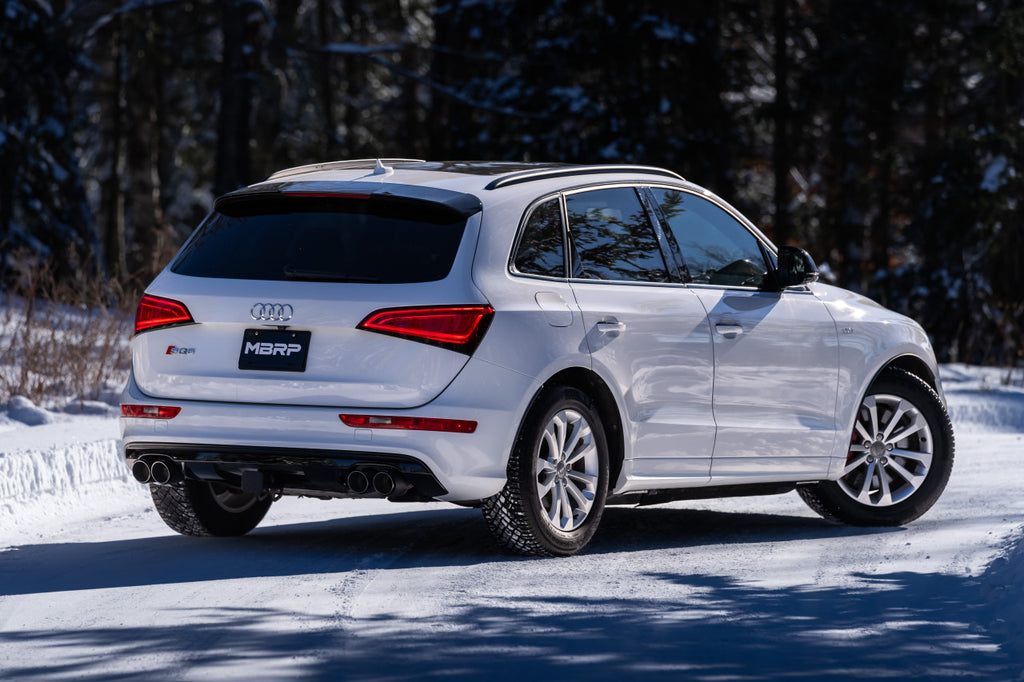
left=513, top=198, right=565, bottom=277
left=566, top=187, right=668, bottom=282
left=651, top=188, right=769, bottom=288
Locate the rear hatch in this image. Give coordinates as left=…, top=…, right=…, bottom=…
left=131, top=183, right=489, bottom=409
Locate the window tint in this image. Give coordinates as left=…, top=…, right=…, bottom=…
left=565, top=187, right=668, bottom=282
left=513, top=198, right=564, bottom=277
left=172, top=198, right=465, bottom=284
left=651, top=188, right=768, bottom=288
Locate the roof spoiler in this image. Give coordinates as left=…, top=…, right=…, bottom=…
left=214, top=181, right=482, bottom=219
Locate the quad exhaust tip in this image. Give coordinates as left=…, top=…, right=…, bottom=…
left=131, top=459, right=152, bottom=483
left=346, top=469, right=371, bottom=495
left=131, top=456, right=183, bottom=485
left=346, top=468, right=412, bottom=498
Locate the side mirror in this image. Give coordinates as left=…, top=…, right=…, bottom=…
left=776, top=245, right=819, bottom=289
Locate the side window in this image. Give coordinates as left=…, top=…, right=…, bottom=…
left=651, top=188, right=769, bottom=288
left=565, top=187, right=668, bottom=282
left=513, top=198, right=565, bottom=277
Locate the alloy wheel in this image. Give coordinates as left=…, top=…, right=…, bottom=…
left=840, top=393, right=934, bottom=507
left=534, top=408, right=601, bottom=532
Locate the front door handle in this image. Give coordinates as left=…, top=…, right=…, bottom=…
left=715, top=323, right=743, bottom=338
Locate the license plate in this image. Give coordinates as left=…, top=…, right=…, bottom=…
left=238, top=329, right=311, bottom=372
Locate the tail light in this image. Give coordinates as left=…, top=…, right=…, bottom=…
left=121, top=404, right=181, bottom=419
left=339, top=414, right=477, bottom=433
left=357, top=305, right=494, bottom=354
left=134, top=294, right=194, bottom=334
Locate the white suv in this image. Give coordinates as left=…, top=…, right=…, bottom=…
left=120, top=159, right=954, bottom=556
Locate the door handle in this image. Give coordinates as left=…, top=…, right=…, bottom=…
left=596, top=320, right=626, bottom=336
left=715, top=323, right=743, bottom=338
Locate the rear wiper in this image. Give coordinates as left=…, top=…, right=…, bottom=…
left=282, top=266, right=380, bottom=283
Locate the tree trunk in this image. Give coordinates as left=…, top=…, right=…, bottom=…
left=102, top=16, right=126, bottom=282
left=214, top=0, right=251, bottom=197
left=772, top=0, right=792, bottom=246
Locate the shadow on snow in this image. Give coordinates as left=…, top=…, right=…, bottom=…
left=1, top=505, right=1021, bottom=681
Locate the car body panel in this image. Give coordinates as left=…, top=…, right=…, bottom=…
left=692, top=285, right=840, bottom=482
left=812, top=282, right=943, bottom=477
left=571, top=280, right=716, bottom=486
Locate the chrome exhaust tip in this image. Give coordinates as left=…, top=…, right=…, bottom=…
left=373, top=470, right=412, bottom=498
left=347, top=469, right=370, bottom=495
left=150, top=459, right=172, bottom=485
left=372, top=471, right=396, bottom=496
left=131, top=459, right=152, bottom=484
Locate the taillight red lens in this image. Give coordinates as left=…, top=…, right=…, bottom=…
left=357, top=305, right=494, bottom=353
left=134, top=294, right=194, bottom=334
left=339, top=414, right=477, bottom=433
left=120, top=404, right=181, bottom=419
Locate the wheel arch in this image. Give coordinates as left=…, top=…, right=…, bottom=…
left=532, top=367, right=625, bottom=489
left=871, top=354, right=940, bottom=398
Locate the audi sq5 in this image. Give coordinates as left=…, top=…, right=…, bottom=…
left=120, top=159, right=954, bottom=556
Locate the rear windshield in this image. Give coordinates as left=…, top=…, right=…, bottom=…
left=171, top=197, right=467, bottom=283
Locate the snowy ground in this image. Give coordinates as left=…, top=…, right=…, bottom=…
left=1, top=365, right=1022, bottom=681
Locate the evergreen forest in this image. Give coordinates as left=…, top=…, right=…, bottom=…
left=1, top=0, right=1022, bottom=365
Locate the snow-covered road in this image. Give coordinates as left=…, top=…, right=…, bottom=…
left=1, top=365, right=1022, bottom=680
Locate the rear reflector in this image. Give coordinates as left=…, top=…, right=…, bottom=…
left=121, top=404, right=181, bottom=419
left=134, top=294, right=194, bottom=334
left=339, top=414, right=477, bottom=434
left=357, top=305, right=494, bottom=354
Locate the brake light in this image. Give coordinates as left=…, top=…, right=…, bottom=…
left=282, top=191, right=370, bottom=199
left=120, top=404, right=181, bottom=419
left=134, top=294, right=194, bottom=334
left=339, top=414, right=477, bottom=433
left=357, top=305, right=494, bottom=353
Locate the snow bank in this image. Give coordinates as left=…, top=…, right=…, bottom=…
left=942, top=364, right=1024, bottom=434
left=0, top=416, right=147, bottom=543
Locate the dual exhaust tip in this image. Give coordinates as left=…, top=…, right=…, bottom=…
left=346, top=468, right=410, bottom=498
left=131, top=456, right=183, bottom=485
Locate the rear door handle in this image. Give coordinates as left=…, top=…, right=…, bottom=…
left=596, top=320, right=626, bottom=336
left=715, top=323, right=743, bottom=338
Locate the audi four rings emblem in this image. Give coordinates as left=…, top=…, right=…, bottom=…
left=250, top=303, right=294, bottom=321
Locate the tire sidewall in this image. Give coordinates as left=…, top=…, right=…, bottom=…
left=188, top=480, right=272, bottom=536
left=513, top=387, right=610, bottom=556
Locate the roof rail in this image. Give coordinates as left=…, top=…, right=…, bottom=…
left=266, top=158, right=425, bottom=181
left=484, top=165, right=684, bottom=190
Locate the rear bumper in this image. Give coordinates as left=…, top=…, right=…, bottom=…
left=124, top=442, right=448, bottom=500
left=119, top=356, right=540, bottom=502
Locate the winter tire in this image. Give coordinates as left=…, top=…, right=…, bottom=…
left=799, top=368, right=954, bottom=526
left=151, top=479, right=273, bottom=537
left=482, top=387, right=609, bottom=557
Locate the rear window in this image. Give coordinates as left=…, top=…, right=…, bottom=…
left=171, top=197, right=467, bottom=283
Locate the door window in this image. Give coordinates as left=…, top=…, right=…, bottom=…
left=566, top=187, right=668, bottom=282
left=650, top=188, right=769, bottom=288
